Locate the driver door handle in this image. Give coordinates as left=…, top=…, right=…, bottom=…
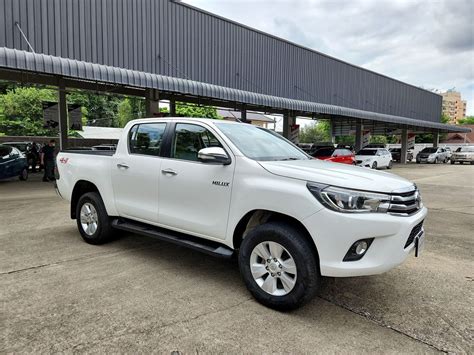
left=161, top=168, right=178, bottom=176
left=117, top=163, right=129, bottom=169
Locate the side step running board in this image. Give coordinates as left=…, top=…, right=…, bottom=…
left=111, top=218, right=234, bottom=259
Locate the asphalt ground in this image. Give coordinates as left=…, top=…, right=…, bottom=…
left=1, top=163, right=473, bottom=353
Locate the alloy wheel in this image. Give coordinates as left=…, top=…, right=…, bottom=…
left=80, top=202, right=99, bottom=236
left=250, top=241, right=297, bottom=296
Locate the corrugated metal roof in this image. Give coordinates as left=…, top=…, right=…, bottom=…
left=0, top=47, right=470, bottom=133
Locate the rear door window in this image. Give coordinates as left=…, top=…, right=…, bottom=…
left=129, top=123, right=167, bottom=156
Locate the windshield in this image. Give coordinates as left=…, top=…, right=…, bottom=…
left=313, top=148, right=335, bottom=157
left=421, top=148, right=437, bottom=153
left=4, top=143, right=28, bottom=151
left=215, top=123, right=309, bottom=161
left=456, top=147, right=474, bottom=152
left=356, top=149, right=377, bottom=156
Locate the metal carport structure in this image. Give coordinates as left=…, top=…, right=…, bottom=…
left=0, top=48, right=469, bottom=155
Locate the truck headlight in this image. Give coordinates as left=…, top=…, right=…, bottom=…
left=307, top=183, right=391, bottom=213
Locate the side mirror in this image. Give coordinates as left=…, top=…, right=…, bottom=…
left=198, top=147, right=231, bottom=165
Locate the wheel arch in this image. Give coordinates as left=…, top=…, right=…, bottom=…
left=232, top=209, right=320, bottom=263
left=70, top=180, right=100, bottom=219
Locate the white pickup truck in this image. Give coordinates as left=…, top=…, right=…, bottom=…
left=56, top=118, right=427, bottom=310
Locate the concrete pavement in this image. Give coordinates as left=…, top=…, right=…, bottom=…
left=1, top=164, right=473, bottom=353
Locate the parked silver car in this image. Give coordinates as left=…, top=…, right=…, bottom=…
left=416, top=147, right=449, bottom=164
left=450, top=146, right=474, bottom=165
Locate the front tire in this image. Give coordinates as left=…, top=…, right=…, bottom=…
left=451, top=160, right=455, bottom=165
left=372, top=161, right=378, bottom=169
left=238, top=222, right=320, bottom=311
left=76, top=192, right=114, bottom=245
left=19, top=167, right=28, bottom=181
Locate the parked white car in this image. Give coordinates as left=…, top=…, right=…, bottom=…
left=355, top=148, right=393, bottom=169
left=56, top=118, right=427, bottom=310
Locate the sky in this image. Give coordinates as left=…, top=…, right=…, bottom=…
left=183, top=0, right=474, bottom=116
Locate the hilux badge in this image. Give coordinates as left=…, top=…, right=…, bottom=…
left=212, top=181, right=230, bottom=187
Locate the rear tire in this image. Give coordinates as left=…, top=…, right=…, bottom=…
left=76, top=192, right=114, bottom=245
left=238, top=222, right=320, bottom=311
left=387, top=160, right=393, bottom=169
left=451, top=160, right=455, bottom=165
left=19, top=167, right=28, bottom=181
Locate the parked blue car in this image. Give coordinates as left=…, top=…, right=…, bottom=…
left=0, top=144, right=29, bottom=181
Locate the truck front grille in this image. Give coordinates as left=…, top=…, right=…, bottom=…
left=388, top=188, right=422, bottom=216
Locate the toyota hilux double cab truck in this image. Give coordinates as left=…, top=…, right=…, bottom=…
left=56, top=118, right=427, bottom=310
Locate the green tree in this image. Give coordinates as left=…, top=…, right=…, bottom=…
left=299, top=121, right=331, bottom=143
left=415, top=113, right=450, bottom=143
left=173, top=102, right=220, bottom=118
left=458, top=116, right=474, bottom=125
left=0, top=86, right=57, bottom=136
left=118, top=98, right=133, bottom=128
left=68, top=91, right=122, bottom=127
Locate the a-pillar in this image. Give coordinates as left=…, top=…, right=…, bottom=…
left=432, top=131, right=439, bottom=148
left=282, top=112, right=296, bottom=139
left=329, top=119, right=336, bottom=144
left=145, top=89, right=160, bottom=117
left=355, top=120, right=363, bottom=152
left=169, top=98, right=176, bottom=116
left=400, top=128, right=408, bottom=164
left=58, top=79, right=68, bottom=150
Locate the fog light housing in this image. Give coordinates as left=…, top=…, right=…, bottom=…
left=343, top=238, right=374, bottom=261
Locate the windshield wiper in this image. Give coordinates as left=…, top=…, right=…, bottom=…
left=279, top=157, right=301, bottom=161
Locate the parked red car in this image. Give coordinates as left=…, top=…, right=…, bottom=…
left=312, top=147, right=356, bottom=165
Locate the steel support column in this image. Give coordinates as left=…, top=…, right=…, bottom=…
left=241, top=109, right=248, bottom=123
left=329, top=119, right=336, bottom=143
left=432, top=131, right=439, bottom=148
left=58, top=79, right=68, bottom=150
left=169, top=99, right=176, bottom=116
left=355, top=120, right=363, bottom=152
left=283, top=112, right=296, bottom=139
left=145, top=89, right=160, bottom=117
left=400, top=128, right=408, bottom=164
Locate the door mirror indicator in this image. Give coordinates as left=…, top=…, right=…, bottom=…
left=198, top=147, right=231, bottom=165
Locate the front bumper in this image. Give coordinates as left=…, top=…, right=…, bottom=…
left=451, top=155, right=474, bottom=162
left=302, top=206, right=428, bottom=277
left=417, top=156, right=436, bottom=163
left=356, top=160, right=373, bottom=168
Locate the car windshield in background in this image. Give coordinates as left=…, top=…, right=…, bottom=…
left=5, top=143, right=28, bottom=152
left=456, top=147, right=474, bottom=152
left=314, top=148, right=335, bottom=157
left=356, top=149, right=377, bottom=155
left=0, top=146, right=13, bottom=158
left=215, top=123, right=309, bottom=161
left=390, top=148, right=401, bottom=152
left=421, top=148, right=437, bottom=153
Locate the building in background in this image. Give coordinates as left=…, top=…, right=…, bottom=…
left=441, top=125, right=474, bottom=144
left=441, top=90, right=467, bottom=124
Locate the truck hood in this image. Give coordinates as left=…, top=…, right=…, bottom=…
left=258, top=159, right=414, bottom=193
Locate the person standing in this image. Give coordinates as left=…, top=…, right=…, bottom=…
left=40, top=139, right=56, bottom=182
